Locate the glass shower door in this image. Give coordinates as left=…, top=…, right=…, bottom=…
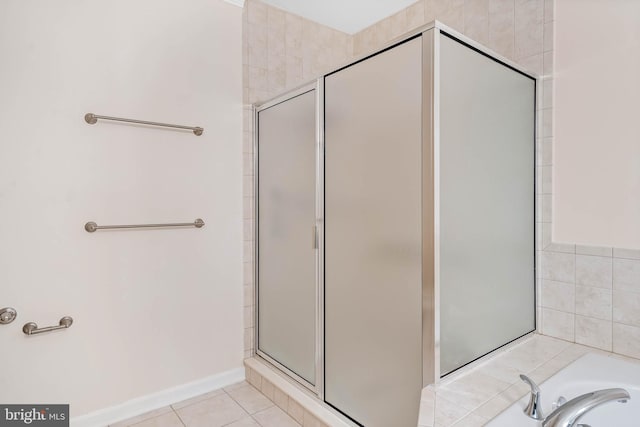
left=256, top=89, right=317, bottom=386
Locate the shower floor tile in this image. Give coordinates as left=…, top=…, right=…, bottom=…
left=109, top=381, right=300, bottom=427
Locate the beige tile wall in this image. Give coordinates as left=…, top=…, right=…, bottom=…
left=243, top=0, right=351, bottom=106
left=242, top=0, right=639, bottom=363
left=541, top=246, right=640, bottom=358
left=241, top=0, right=352, bottom=358
left=352, top=0, right=545, bottom=73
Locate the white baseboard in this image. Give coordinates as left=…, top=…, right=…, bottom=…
left=71, top=367, right=245, bottom=427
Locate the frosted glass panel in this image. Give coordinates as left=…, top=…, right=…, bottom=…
left=324, top=37, right=423, bottom=427
left=439, top=34, right=536, bottom=375
left=257, top=90, right=316, bottom=384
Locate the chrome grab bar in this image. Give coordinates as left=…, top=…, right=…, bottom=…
left=85, top=218, right=205, bottom=233
left=23, top=316, right=73, bottom=336
left=84, top=113, right=204, bottom=136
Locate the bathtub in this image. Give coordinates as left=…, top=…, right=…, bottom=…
left=487, top=353, right=640, bottom=426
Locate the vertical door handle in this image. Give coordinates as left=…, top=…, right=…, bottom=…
left=312, top=225, right=318, bottom=249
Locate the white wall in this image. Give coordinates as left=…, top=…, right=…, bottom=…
left=554, top=0, right=640, bottom=248
left=0, top=0, right=243, bottom=419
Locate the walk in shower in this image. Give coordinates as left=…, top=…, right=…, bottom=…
left=254, top=22, right=536, bottom=427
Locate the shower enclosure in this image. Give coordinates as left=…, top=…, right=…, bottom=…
left=254, top=22, right=536, bottom=427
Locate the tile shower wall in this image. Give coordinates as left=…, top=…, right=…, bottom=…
left=241, top=0, right=352, bottom=358
left=541, top=247, right=640, bottom=358
left=243, top=0, right=637, bottom=363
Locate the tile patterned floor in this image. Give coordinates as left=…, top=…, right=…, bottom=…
left=110, top=381, right=300, bottom=427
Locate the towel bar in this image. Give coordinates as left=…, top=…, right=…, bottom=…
left=85, top=113, right=203, bottom=136
left=84, top=218, right=205, bottom=232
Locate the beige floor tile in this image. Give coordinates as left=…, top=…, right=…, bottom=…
left=225, top=417, right=260, bottom=426
left=110, top=407, right=174, bottom=427
left=130, top=412, right=184, bottom=427
left=252, top=406, right=300, bottom=427
left=172, top=389, right=226, bottom=410
left=226, top=383, right=274, bottom=414
left=175, top=393, right=248, bottom=427
left=224, top=380, right=251, bottom=392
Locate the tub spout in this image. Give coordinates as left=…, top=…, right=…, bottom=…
left=542, top=388, right=630, bottom=427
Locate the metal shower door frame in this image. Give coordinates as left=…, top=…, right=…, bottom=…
left=252, top=20, right=539, bottom=402
left=253, top=80, right=324, bottom=396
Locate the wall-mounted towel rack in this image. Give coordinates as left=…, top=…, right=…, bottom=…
left=84, top=218, right=205, bottom=233
left=84, top=113, right=204, bottom=136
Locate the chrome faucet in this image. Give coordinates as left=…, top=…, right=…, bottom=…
left=520, top=374, right=545, bottom=420
left=542, top=388, right=630, bottom=427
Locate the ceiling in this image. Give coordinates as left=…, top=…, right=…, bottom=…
left=259, top=0, right=420, bottom=34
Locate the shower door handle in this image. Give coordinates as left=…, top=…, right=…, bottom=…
left=312, top=225, right=318, bottom=249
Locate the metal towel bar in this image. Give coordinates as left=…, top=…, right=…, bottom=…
left=23, top=316, right=73, bottom=336
left=84, top=218, right=205, bottom=233
left=84, top=113, right=204, bottom=136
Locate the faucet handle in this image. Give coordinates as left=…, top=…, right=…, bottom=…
left=520, top=374, right=544, bottom=420
left=552, top=395, right=567, bottom=410
left=520, top=374, right=540, bottom=393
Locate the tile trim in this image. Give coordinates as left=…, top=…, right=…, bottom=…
left=245, top=357, right=352, bottom=427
